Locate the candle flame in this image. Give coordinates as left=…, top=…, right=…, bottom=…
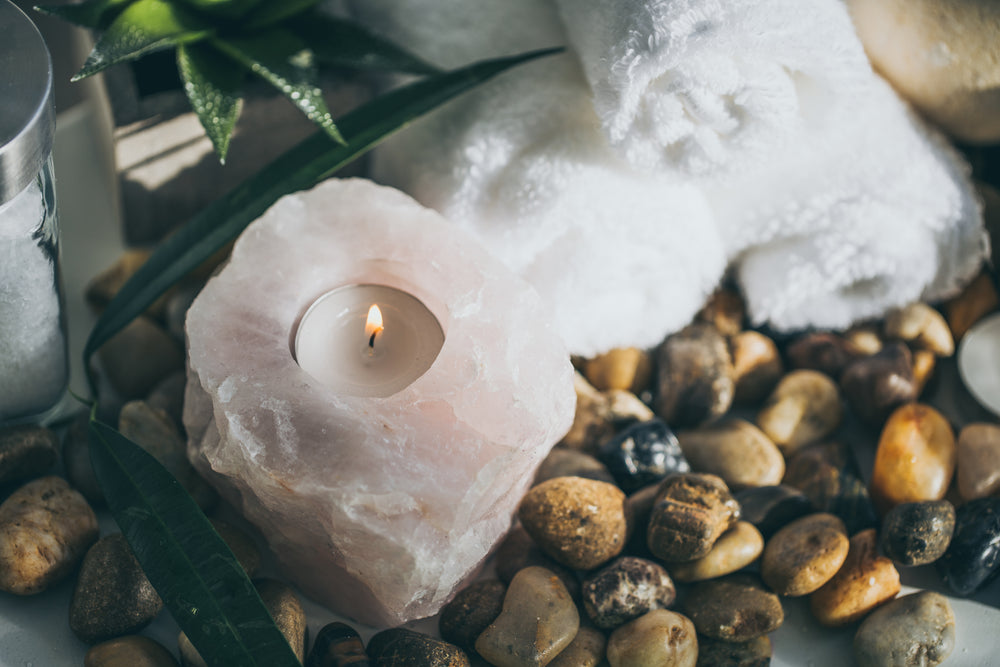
left=365, top=304, right=384, bottom=345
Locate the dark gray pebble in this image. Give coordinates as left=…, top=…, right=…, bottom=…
left=936, top=496, right=1000, bottom=595
left=599, top=418, right=689, bottom=493
left=734, top=485, right=813, bottom=539
left=0, top=424, right=57, bottom=486
left=682, top=574, right=783, bottom=642
left=696, top=636, right=772, bottom=666
left=306, top=622, right=371, bottom=667
left=493, top=525, right=579, bottom=600
left=368, top=628, right=469, bottom=667
left=438, top=580, right=506, bottom=653
left=881, top=500, right=955, bottom=566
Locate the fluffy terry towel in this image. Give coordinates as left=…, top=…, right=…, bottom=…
left=349, top=0, right=726, bottom=356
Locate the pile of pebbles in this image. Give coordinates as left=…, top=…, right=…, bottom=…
left=0, top=250, right=999, bottom=665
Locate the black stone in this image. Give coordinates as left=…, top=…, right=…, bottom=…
left=307, top=622, right=371, bottom=667
left=880, top=500, right=955, bottom=567
left=598, top=419, right=690, bottom=493
left=734, top=485, right=813, bottom=539
left=937, top=497, right=1000, bottom=596
left=367, top=628, right=469, bottom=667
left=783, top=442, right=878, bottom=535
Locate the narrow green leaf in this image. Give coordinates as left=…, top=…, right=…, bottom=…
left=34, top=0, right=132, bottom=29
left=212, top=29, right=344, bottom=145
left=178, top=43, right=245, bottom=162
left=73, top=0, right=213, bottom=81
left=240, top=0, right=320, bottom=30
left=291, top=13, right=441, bottom=75
left=82, top=48, right=561, bottom=389
left=88, top=418, right=302, bottom=667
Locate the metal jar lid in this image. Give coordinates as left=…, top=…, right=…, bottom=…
left=0, top=0, right=54, bottom=205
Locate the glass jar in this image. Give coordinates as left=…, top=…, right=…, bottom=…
left=0, top=1, right=68, bottom=425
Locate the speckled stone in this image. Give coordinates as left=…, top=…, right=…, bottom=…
left=683, top=574, right=784, bottom=641
left=518, top=476, right=627, bottom=570
left=306, top=622, right=371, bottom=667
left=599, top=419, right=690, bottom=493
left=840, top=342, right=918, bottom=427
left=783, top=441, right=878, bottom=535
left=69, top=534, right=163, bottom=644
left=581, top=556, right=676, bottom=629
left=880, top=500, right=955, bottom=566
left=670, top=522, right=764, bottom=583
left=369, top=628, right=469, bottom=667
left=936, top=497, right=1000, bottom=595
left=0, top=424, right=57, bottom=486
left=546, top=625, right=606, bottom=667
left=655, top=323, right=735, bottom=427
left=884, top=303, right=954, bottom=356
left=956, top=422, right=1000, bottom=501
left=583, top=347, right=653, bottom=394
left=853, top=591, right=955, bottom=667
left=734, top=485, right=813, bottom=539
left=439, top=580, right=506, bottom=654
left=729, top=331, right=784, bottom=405
left=606, top=609, right=698, bottom=667
left=786, top=332, right=856, bottom=379
left=493, top=526, right=579, bottom=601
left=696, top=636, right=771, bottom=667
left=761, top=513, right=849, bottom=596
left=809, top=529, right=900, bottom=627
left=756, top=370, right=842, bottom=455
left=677, top=419, right=784, bottom=490
left=870, top=404, right=956, bottom=513
left=535, top=448, right=615, bottom=486
left=475, top=566, right=579, bottom=667
left=85, top=635, right=178, bottom=667
left=647, top=473, right=741, bottom=562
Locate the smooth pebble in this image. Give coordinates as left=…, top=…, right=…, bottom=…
left=853, top=591, right=955, bottom=667
left=760, top=512, right=849, bottom=596
left=606, top=609, right=698, bottom=667
left=956, top=422, right=1000, bottom=501
left=677, top=418, right=784, bottom=490
left=936, top=497, right=1000, bottom=595
left=85, top=635, right=178, bottom=667
left=809, top=528, right=900, bottom=627
left=840, top=342, right=918, bottom=426
left=0, top=424, right=57, bottom=486
left=655, top=323, right=735, bottom=427
left=880, top=500, right=955, bottom=566
left=670, top=521, right=764, bottom=583
left=439, top=580, right=506, bottom=654
left=729, top=331, right=783, bottom=405
left=599, top=419, right=689, bottom=493
left=682, top=574, right=784, bottom=641
left=756, top=370, right=842, bottom=455
left=369, top=628, right=469, bottom=667
left=306, top=622, right=371, bottom=667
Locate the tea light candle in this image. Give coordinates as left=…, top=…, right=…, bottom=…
left=184, top=179, right=575, bottom=626
left=958, top=312, right=1000, bottom=417
left=294, top=285, right=444, bottom=398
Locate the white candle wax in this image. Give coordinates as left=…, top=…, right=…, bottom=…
left=958, top=312, right=1000, bottom=417
left=295, top=285, right=444, bottom=398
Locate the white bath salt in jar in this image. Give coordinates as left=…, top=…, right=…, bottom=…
left=0, top=0, right=68, bottom=425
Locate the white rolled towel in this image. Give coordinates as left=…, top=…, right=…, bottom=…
left=348, top=0, right=726, bottom=356
left=551, top=0, right=872, bottom=175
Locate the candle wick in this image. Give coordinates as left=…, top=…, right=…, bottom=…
left=369, top=331, right=377, bottom=348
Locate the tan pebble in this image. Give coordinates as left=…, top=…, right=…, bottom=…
left=647, top=473, right=740, bottom=562
left=677, top=418, right=784, bottom=490
left=756, top=370, right=842, bottom=455
left=605, top=389, right=655, bottom=422
left=656, top=323, right=735, bottom=427
left=957, top=422, right=1000, bottom=501
left=85, top=635, right=178, bottom=667
left=98, top=317, right=184, bottom=400
left=547, top=625, right=606, bottom=667
left=945, top=272, right=999, bottom=341
left=761, top=513, right=849, bottom=596
left=518, top=476, right=626, bottom=570
left=671, top=522, right=764, bottom=583
left=475, top=566, right=579, bottom=667
left=583, top=347, right=653, bottom=394
left=682, top=574, right=784, bottom=641
left=730, top=331, right=784, bottom=405
left=885, top=303, right=955, bottom=357
left=810, top=529, right=900, bottom=627
left=558, top=373, right=613, bottom=453
left=697, top=287, right=746, bottom=337
left=606, top=609, right=698, bottom=667
left=853, top=591, right=956, bottom=667
left=0, top=476, right=98, bottom=595
left=870, top=404, right=956, bottom=513
left=843, top=325, right=883, bottom=356
left=912, top=349, right=937, bottom=396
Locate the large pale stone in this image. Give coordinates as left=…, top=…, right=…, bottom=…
left=184, top=179, right=576, bottom=626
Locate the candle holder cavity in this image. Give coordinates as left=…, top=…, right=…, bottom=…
left=0, top=1, right=68, bottom=426
left=183, top=178, right=576, bottom=626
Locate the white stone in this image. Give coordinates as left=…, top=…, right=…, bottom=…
left=184, top=178, right=576, bottom=625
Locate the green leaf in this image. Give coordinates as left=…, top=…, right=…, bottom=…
left=73, top=0, right=212, bottom=80
left=173, top=0, right=263, bottom=19
left=88, top=418, right=302, bottom=667
left=241, top=0, right=320, bottom=30
left=82, top=48, right=561, bottom=390
left=178, top=43, right=245, bottom=162
left=34, top=0, right=132, bottom=30
left=291, top=13, right=440, bottom=75
left=212, top=29, right=344, bottom=144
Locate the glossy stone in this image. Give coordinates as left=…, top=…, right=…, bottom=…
left=911, top=349, right=937, bottom=396
left=729, top=331, right=783, bottom=405
left=600, top=418, right=690, bottom=493
left=761, top=513, right=849, bottom=596
left=786, top=332, right=856, bottom=379
left=439, top=580, right=506, bottom=654
left=783, top=441, right=878, bottom=535
left=535, top=448, right=615, bottom=486
left=475, top=566, right=579, bottom=667
left=696, top=636, right=771, bottom=667
left=683, top=574, right=783, bottom=641
left=956, top=422, right=1000, bottom=501
left=306, top=622, right=371, bottom=667
left=369, top=628, right=469, bottom=667
left=606, top=609, right=698, bottom=667
left=581, top=556, right=676, bottom=629
left=519, top=476, right=627, bottom=570
left=936, top=497, right=1000, bottom=595
left=493, top=526, right=579, bottom=601
left=756, top=370, right=842, bottom=455
left=655, top=323, right=735, bottom=427
left=677, top=418, right=784, bottom=490
left=583, top=347, right=653, bottom=393
left=546, top=625, right=606, bottom=667
left=884, top=303, right=955, bottom=356
left=809, top=529, right=900, bottom=627
left=840, top=342, right=918, bottom=426
left=870, top=404, right=956, bottom=513
left=670, top=522, right=764, bottom=583
left=853, top=591, right=955, bottom=667
left=734, top=485, right=813, bottom=539
left=880, top=500, right=955, bottom=566
left=647, top=473, right=741, bottom=562
left=84, top=636, right=178, bottom=667
left=0, top=424, right=57, bottom=486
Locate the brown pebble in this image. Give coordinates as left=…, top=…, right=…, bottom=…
left=85, top=635, right=178, bottom=667
left=696, top=636, right=771, bottom=667
left=518, top=476, right=627, bottom=570
left=439, top=580, right=506, bottom=653
left=677, top=418, right=784, bottom=490
left=956, top=422, right=1000, bottom=501
left=885, top=303, right=955, bottom=356
left=683, top=574, right=784, bottom=641
left=306, top=622, right=371, bottom=667
left=670, top=521, right=764, bottom=583
left=944, top=271, right=999, bottom=341
left=843, top=325, right=883, bottom=356
left=0, top=476, right=98, bottom=595
left=493, top=526, right=579, bottom=600
left=912, top=349, right=937, bottom=396
left=534, top=448, right=615, bottom=486
left=98, top=316, right=184, bottom=400
left=730, top=331, right=784, bottom=405
left=606, top=609, right=698, bottom=667
left=605, top=389, right=655, bottom=423
left=840, top=342, right=918, bottom=426
left=558, top=373, right=613, bottom=453
left=655, top=323, right=735, bottom=427
left=62, top=413, right=104, bottom=505
left=647, top=473, right=741, bottom=562
left=210, top=519, right=260, bottom=576
left=0, top=424, right=57, bottom=486
left=809, top=529, right=900, bottom=626
left=546, top=625, right=606, bottom=667
left=581, top=556, right=676, bottom=629
left=761, top=512, right=849, bottom=596
left=146, top=370, right=187, bottom=429
left=697, top=287, right=746, bottom=337
left=870, top=404, right=956, bottom=513
left=475, top=566, right=579, bottom=667
left=786, top=332, right=856, bottom=379
left=756, top=370, right=842, bottom=455
left=369, top=628, right=469, bottom=667
left=583, top=347, right=653, bottom=394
